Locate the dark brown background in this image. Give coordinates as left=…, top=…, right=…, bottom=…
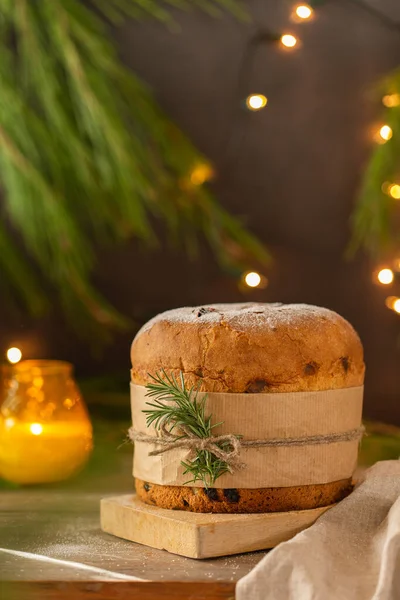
left=2, top=0, right=400, bottom=424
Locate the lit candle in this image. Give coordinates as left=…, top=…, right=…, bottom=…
left=0, top=417, right=92, bottom=484
left=0, top=360, right=93, bottom=484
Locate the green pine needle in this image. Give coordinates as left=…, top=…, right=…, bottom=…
left=0, top=0, right=267, bottom=343
left=351, top=68, right=400, bottom=258
left=144, top=370, right=231, bottom=487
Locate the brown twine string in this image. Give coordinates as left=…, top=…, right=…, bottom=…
left=128, top=424, right=365, bottom=474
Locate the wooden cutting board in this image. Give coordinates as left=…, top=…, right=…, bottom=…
left=101, top=494, right=334, bottom=559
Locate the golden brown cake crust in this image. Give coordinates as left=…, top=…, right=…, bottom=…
left=135, top=478, right=353, bottom=513
left=131, top=303, right=365, bottom=393
left=131, top=303, right=364, bottom=513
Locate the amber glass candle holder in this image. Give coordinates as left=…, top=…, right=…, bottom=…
left=0, top=360, right=93, bottom=484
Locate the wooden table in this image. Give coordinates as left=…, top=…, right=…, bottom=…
left=1, top=417, right=399, bottom=600
left=0, top=428, right=264, bottom=600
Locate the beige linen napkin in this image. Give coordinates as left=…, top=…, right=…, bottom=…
left=236, top=461, right=400, bottom=600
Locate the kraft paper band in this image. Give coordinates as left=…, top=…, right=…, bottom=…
left=130, top=383, right=364, bottom=489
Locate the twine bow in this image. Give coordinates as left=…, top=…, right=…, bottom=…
left=130, top=423, right=245, bottom=472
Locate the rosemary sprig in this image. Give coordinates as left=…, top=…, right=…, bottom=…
left=144, top=370, right=231, bottom=488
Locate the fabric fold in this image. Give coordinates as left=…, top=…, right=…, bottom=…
left=236, top=461, right=400, bottom=600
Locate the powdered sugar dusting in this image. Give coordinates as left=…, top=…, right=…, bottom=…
left=135, top=303, right=338, bottom=338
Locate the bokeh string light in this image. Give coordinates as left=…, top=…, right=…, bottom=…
left=245, top=272, right=262, bottom=287
left=388, top=184, right=400, bottom=200
left=386, top=296, right=400, bottom=313
left=189, top=163, right=214, bottom=186
left=6, top=347, right=22, bottom=364
left=382, top=94, right=400, bottom=108
left=246, top=94, right=268, bottom=111
left=242, top=271, right=268, bottom=290
left=280, top=34, right=298, bottom=48
left=236, top=3, right=309, bottom=287
left=234, top=1, right=400, bottom=314
left=377, top=124, right=393, bottom=143
left=7, top=0, right=400, bottom=359
left=295, top=4, right=313, bottom=20
left=342, top=5, right=400, bottom=316
left=393, top=300, right=400, bottom=313
left=375, top=9, right=400, bottom=313
left=377, top=268, right=394, bottom=285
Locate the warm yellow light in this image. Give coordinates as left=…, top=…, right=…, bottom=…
left=382, top=94, right=400, bottom=108
left=0, top=360, right=93, bottom=485
left=33, top=376, right=44, bottom=388
left=244, top=271, right=262, bottom=288
left=246, top=94, right=268, bottom=111
left=389, top=184, right=400, bottom=199
left=295, top=4, right=313, bottom=19
left=394, top=299, right=400, bottom=313
left=377, top=268, right=394, bottom=285
left=6, top=347, right=22, bottom=364
left=385, top=296, right=399, bottom=310
left=379, top=125, right=393, bottom=141
left=190, top=163, right=214, bottom=186
left=281, top=34, right=298, bottom=48
left=64, top=397, right=75, bottom=409
left=30, top=423, right=43, bottom=436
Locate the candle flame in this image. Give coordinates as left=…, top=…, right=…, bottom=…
left=30, top=423, right=43, bottom=435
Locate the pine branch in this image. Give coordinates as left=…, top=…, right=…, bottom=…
left=0, top=0, right=265, bottom=342
left=144, top=370, right=231, bottom=487
left=90, top=0, right=248, bottom=25
left=351, top=68, right=400, bottom=257
left=0, top=220, right=48, bottom=315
